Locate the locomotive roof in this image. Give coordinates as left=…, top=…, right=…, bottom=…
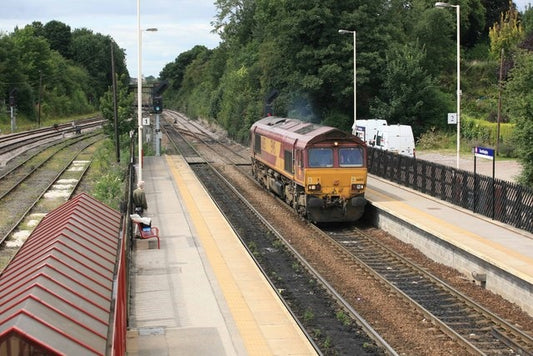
left=252, top=116, right=359, bottom=146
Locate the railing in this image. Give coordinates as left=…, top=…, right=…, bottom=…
left=367, top=148, right=533, bottom=234
left=111, top=138, right=136, bottom=355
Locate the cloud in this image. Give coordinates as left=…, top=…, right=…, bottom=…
left=0, top=0, right=220, bottom=77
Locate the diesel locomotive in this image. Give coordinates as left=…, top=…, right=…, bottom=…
left=250, top=116, right=367, bottom=223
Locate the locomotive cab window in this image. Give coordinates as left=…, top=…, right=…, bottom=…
left=308, top=148, right=333, bottom=168
left=339, top=147, right=364, bottom=167
left=254, top=133, right=262, bottom=153
left=284, top=150, right=293, bottom=173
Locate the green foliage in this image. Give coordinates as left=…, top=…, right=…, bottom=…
left=502, top=50, right=533, bottom=186
left=522, top=5, right=533, bottom=34
left=43, top=20, right=72, bottom=58
left=99, top=73, right=135, bottom=144
left=370, top=42, right=451, bottom=137
left=91, top=139, right=129, bottom=209
left=461, top=116, right=515, bottom=146
left=489, top=1, right=525, bottom=58
left=0, top=20, right=126, bottom=125
left=160, top=0, right=532, bottom=185
left=416, top=128, right=455, bottom=150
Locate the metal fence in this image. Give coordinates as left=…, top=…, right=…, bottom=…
left=367, top=148, right=533, bottom=234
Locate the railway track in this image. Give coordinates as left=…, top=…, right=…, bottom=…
left=162, top=112, right=533, bottom=355
left=163, top=121, right=396, bottom=355
left=164, top=112, right=249, bottom=165
left=322, top=226, right=533, bottom=355
left=0, top=132, right=102, bottom=250
left=0, top=117, right=103, bottom=156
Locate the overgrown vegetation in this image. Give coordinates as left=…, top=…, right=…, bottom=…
left=0, top=21, right=128, bottom=128
left=3, top=2, right=533, bottom=186
left=159, top=0, right=533, bottom=187
left=89, top=139, right=130, bottom=210
left=1, top=20, right=134, bottom=205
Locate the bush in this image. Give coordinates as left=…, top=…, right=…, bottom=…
left=416, top=129, right=454, bottom=150
left=90, top=139, right=129, bottom=209
left=462, top=116, right=515, bottom=149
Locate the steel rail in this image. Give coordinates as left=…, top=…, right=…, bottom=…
left=322, top=227, right=533, bottom=355
left=164, top=120, right=398, bottom=355
left=0, top=135, right=102, bottom=246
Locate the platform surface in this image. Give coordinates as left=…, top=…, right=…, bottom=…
left=366, top=174, right=533, bottom=286
left=126, top=155, right=317, bottom=356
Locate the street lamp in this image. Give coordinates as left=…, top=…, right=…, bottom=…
left=435, top=2, right=461, bottom=169
left=338, top=29, right=357, bottom=130
left=137, top=0, right=158, bottom=182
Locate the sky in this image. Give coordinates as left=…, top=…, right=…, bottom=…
left=0, top=0, right=221, bottom=78
left=0, top=1, right=531, bottom=78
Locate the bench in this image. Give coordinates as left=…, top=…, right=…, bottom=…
left=131, top=217, right=160, bottom=249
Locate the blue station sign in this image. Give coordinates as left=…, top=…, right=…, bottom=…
left=474, top=146, right=495, bottom=160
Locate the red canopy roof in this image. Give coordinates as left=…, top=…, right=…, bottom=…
left=0, top=193, right=121, bottom=356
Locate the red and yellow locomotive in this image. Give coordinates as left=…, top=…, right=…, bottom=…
left=250, top=116, right=367, bottom=223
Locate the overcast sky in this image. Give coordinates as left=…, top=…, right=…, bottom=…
left=1, top=1, right=531, bottom=78
left=0, top=0, right=221, bottom=78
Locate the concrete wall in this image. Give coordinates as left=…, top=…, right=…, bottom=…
left=365, top=204, right=533, bottom=317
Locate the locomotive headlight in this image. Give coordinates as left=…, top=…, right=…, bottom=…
left=351, top=184, right=365, bottom=191
left=308, top=183, right=321, bottom=191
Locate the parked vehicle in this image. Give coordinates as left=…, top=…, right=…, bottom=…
left=353, top=119, right=415, bottom=158
left=352, top=119, right=387, bottom=146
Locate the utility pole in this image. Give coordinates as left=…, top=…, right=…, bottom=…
left=111, top=41, right=120, bottom=162
left=9, top=88, right=17, bottom=132
left=38, top=71, right=42, bottom=127
left=496, top=48, right=504, bottom=156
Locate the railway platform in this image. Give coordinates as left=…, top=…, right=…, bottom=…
left=366, top=174, right=533, bottom=316
left=126, top=155, right=317, bottom=355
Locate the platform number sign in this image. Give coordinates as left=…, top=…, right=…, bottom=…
left=447, top=113, right=457, bottom=124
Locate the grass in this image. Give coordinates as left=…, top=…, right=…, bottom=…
left=0, top=112, right=99, bottom=134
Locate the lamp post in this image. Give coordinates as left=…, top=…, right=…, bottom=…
left=338, top=29, right=357, bottom=130
left=435, top=2, right=461, bottom=169
left=137, top=0, right=157, bottom=182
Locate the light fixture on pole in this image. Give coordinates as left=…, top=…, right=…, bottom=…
left=137, top=0, right=157, bottom=182
left=435, top=2, right=461, bottom=169
left=137, top=0, right=143, bottom=182
left=338, top=29, right=357, bottom=130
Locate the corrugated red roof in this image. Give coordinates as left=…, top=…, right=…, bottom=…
left=0, top=193, right=121, bottom=356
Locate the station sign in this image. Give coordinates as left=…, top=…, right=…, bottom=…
left=447, top=113, right=457, bottom=124
left=474, top=146, right=494, bottom=160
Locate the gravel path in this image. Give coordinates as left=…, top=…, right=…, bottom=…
left=416, top=151, right=522, bottom=183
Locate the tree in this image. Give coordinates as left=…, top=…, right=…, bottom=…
left=71, top=29, right=126, bottom=101
left=43, top=20, right=72, bottom=59
left=489, top=0, right=525, bottom=58
left=414, top=7, right=456, bottom=76
left=503, top=50, right=533, bottom=186
left=370, top=42, right=451, bottom=137
left=481, top=0, right=514, bottom=37
left=99, top=73, right=135, bottom=142
left=521, top=5, right=533, bottom=35
left=160, top=45, right=209, bottom=91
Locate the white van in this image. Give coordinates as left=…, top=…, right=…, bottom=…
left=374, top=124, right=415, bottom=157
left=352, top=119, right=387, bottom=145
left=352, top=120, right=415, bottom=158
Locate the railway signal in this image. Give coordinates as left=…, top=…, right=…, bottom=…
left=153, top=96, right=163, bottom=114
